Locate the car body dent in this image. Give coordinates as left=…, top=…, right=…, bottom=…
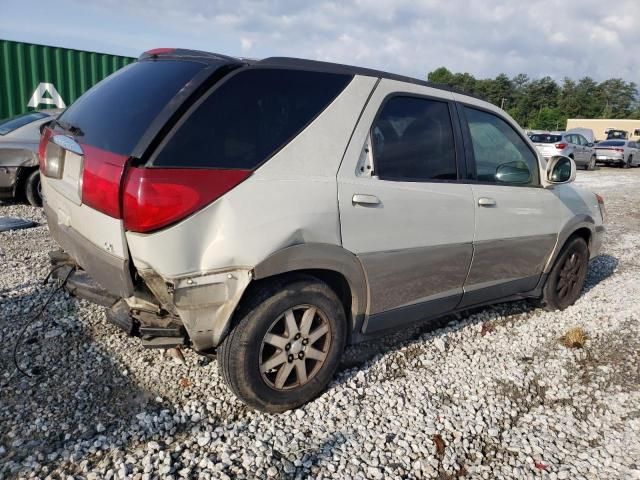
left=125, top=75, right=379, bottom=279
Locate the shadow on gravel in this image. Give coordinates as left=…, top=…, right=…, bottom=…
left=0, top=288, right=187, bottom=476
left=340, top=253, right=618, bottom=372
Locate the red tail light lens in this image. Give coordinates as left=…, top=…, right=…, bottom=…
left=122, top=168, right=251, bottom=233
left=81, top=145, right=128, bottom=218
left=614, top=148, right=624, bottom=152
left=38, top=128, right=52, bottom=170
left=555, top=143, right=567, bottom=149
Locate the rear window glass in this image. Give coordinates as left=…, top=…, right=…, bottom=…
left=529, top=134, right=562, bottom=143
left=58, top=60, right=205, bottom=155
left=597, top=140, right=625, bottom=147
left=0, top=112, right=48, bottom=135
left=151, top=68, right=352, bottom=169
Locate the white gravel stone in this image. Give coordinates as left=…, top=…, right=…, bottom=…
left=1, top=169, right=639, bottom=479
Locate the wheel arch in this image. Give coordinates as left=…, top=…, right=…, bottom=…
left=251, top=243, right=369, bottom=337
left=543, top=217, right=595, bottom=273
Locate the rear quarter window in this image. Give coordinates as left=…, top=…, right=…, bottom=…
left=151, top=68, right=353, bottom=169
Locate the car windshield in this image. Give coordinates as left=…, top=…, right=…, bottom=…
left=529, top=134, right=562, bottom=143
left=597, top=140, right=625, bottom=147
left=0, top=111, right=49, bottom=135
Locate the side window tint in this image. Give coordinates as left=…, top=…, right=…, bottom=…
left=464, top=107, right=540, bottom=186
left=371, top=96, right=457, bottom=181
left=153, top=68, right=352, bottom=169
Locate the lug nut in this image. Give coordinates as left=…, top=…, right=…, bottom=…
left=295, top=333, right=301, bottom=340
left=285, top=343, right=290, bottom=351
left=298, top=352, right=304, bottom=359
left=288, top=354, right=294, bottom=362
left=302, top=338, right=308, bottom=346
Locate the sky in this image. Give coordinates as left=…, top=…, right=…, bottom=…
left=2, top=0, right=639, bottom=83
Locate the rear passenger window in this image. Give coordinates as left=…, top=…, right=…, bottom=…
left=464, top=107, right=540, bottom=186
left=152, top=68, right=352, bottom=169
left=370, top=96, right=457, bottom=181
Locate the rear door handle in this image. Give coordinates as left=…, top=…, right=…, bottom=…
left=478, top=197, right=496, bottom=207
left=352, top=194, right=380, bottom=206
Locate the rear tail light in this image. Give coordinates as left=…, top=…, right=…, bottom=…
left=614, top=148, right=624, bottom=152
left=555, top=143, right=567, bottom=149
left=122, top=168, right=251, bottom=233
left=43, top=142, right=65, bottom=179
left=38, top=128, right=52, bottom=170
left=81, top=145, right=128, bottom=219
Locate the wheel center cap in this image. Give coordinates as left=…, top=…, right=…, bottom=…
left=290, top=340, right=303, bottom=354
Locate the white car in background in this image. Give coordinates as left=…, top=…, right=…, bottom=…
left=529, top=132, right=597, bottom=170
left=595, top=140, right=640, bottom=168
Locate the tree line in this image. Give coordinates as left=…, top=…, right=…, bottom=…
left=427, top=67, right=639, bottom=131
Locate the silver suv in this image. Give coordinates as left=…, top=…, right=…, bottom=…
left=529, top=132, right=597, bottom=170
left=40, top=49, right=605, bottom=411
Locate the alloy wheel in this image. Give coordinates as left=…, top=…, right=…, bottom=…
left=259, top=305, right=331, bottom=390
left=556, top=251, right=583, bottom=301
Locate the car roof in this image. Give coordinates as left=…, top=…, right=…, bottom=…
left=139, top=48, right=484, bottom=101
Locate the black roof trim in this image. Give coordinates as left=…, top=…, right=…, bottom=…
left=137, top=49, right=484, bottom=100
left=256, top=57, right=484, bottom=100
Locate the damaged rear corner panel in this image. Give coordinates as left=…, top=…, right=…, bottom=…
left=136, top=267, right=253, bottom=351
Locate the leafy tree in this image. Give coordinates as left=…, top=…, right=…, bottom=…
left=426, top=67, right=639, bottom=128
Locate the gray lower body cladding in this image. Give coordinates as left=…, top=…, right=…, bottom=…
left=44, top=202, right=134, bottom=298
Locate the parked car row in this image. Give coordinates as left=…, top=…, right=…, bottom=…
left=528, top=129, right=640, bottom=169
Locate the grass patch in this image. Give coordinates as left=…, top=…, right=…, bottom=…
left=561, top=327, right=587, bottom=349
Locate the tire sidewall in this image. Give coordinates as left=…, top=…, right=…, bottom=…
left=25, top=170, right=42, bottom=206
left=222, top=280, right=347, bottom=412
left=544, top=237, right=589, bottom=310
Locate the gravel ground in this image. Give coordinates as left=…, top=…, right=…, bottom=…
left=1, top=168, right=639, bottom=480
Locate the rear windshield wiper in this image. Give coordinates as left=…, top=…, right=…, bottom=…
left=53, top=118, right=84, bottom=137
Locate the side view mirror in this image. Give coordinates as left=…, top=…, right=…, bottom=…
left=546, top=155, right=576, bottom=184
left=495, top=161, right=531, bottom=184
left=587, top=142, right=594, bottom=147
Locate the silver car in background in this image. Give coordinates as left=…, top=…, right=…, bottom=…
left=529, top=132, right=596, bottom=170
left=0, top=109, right=61, bottom=205
left=595, top=140, right=639, bottom=168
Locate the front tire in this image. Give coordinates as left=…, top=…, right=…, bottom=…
left=540, top=236, right=589, bottom=311
left=24, top=170, right=42, bottom=206
left=218, top=277, right=347, bottom=412
left=587, top=155, right=596, bottom=171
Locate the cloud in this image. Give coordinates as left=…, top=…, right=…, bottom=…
left=9, top=0, right=640, bottom=82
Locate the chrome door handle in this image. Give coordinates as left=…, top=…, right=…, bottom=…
left=478, top=197, right=496, bottom=207
left=352, top=194, right=380, bottom=206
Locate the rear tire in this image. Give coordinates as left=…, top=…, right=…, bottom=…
left=623, top=156, right=632, bottom=168
left=587, top=155, right=596, bottom=171
left=218, top=277, right=347, bottom=412
left=540, top=236, right=589, bottom=311
left=25, top=170, right=42, bottom=207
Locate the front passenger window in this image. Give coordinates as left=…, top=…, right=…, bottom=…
left=464, top=107, right=540, bottom=186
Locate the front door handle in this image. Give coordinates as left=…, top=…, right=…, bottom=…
left=352, top=194, right=381, bottom=206
left=478, top=197, right=496, bottom=207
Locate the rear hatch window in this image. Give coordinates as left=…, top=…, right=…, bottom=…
left=529, top=134, right=562, bottom=144
left=57, top=60, right=206, bottom=155
left=597, top=140, right=625, bottom=147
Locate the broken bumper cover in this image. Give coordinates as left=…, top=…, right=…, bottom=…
left=49, top=250, right=119, bottom=307
left=44, top=202, right=134, bottom=298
